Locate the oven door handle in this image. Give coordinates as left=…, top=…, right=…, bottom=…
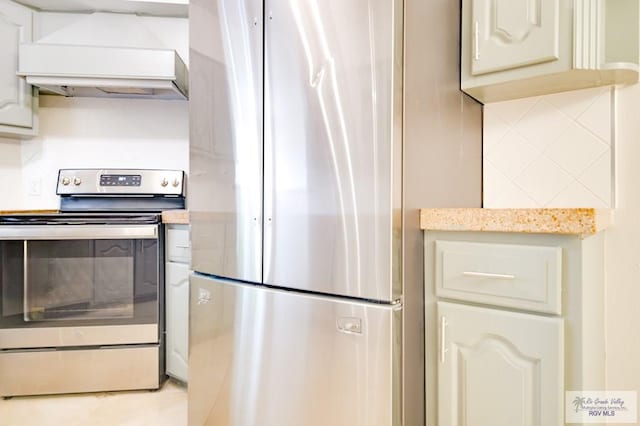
left=23, top=240, right=29, bottom=322
left=0, top=225, right=158, bottom=240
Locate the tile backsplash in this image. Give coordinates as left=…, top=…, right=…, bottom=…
left=0, top=95, right=188, bottom=211
left=483, top=86, right=614, bottom=208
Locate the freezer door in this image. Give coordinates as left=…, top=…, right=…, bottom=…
left=189, top=274, right=402, bottom=426
left=189, top=0, right=264, bottom=283
left=263, top=0, right=403, bottom=301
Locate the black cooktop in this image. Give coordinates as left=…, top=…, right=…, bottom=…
left=0, top=213, right=161, bottom=225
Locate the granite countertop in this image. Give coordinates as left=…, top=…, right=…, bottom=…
left=162, top=210, right=189, bottom=224
left=420, top=208, right=612, bottom=236
left=1, top=209, right=190, bottom=224
left=0, top=210, right=58, bottom=215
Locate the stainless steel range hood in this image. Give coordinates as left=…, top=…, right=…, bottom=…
left=17, top=13, right=188, bottom=100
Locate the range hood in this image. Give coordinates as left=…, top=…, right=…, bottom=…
left=17, top=13, right=188, bottom=100
left=18, top=44, right=188, bottom=99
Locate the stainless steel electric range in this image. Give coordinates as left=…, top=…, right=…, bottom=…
left=0, top=169, right=185, bottom=397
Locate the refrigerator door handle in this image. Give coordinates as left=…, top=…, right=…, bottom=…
left=336, top=317, right=363, bottom=335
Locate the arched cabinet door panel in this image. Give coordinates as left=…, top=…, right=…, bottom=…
left=438, top=301, right=563, bottom=426
left=0, top=0, right=36, bottom=137
left=471, top=0, right=560, bottom=76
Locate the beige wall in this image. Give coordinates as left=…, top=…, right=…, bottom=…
left=605, top=84, right=640, bottom=393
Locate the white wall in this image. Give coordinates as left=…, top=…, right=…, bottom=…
left=604, top=84, right=640, bottom=393
left=483, top=86, right=614, bottom=208
left=0, top=95, right=188, bottom=210
left=0, top=138, right=23, bottom=210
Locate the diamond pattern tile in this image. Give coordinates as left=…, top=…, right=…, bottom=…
left=545, top=86, right=606, bottom=120
left=484, top=161, right=538, bottom=208
left=577, top=151, right=612, bottom=204
left=486, top=129, right=539, bottom=180
left=578, top=88, right=613, bottom=144
left=514, top=155, right=573, bottom=206
left=482, top=113, right=510, bottom=155
left=543, top=121, right=608, bottom=176
left=483, top=87, right=614, bottom=208
left=549, top=179, right=608, bottom=208
left=486, top=96, right=540, bottom=126
left=513, top=100, right=572, bottom=152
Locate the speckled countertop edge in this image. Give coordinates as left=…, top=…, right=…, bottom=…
left=0, top=210, right=190, bottom=224
left=420, top=208, right=612, bottom=236
left=0, top=210, right=58, bottom=215
left=162, top=210, right=189, bottom=224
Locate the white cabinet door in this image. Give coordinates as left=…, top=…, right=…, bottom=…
left=166, top=261, right=189, bottom=382
left=0, top=1, right=33, bottom=129
left=438, top=302, right=563, bottom=426
left=471, top=0, right=560, bottom=75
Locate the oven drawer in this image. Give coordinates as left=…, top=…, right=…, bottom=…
left=435, top=240, right=562, bottom=314
left=0, top=345, right=160, bottom=396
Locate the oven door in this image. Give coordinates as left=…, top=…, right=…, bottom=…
left=0, top=224, right=161, bottom=350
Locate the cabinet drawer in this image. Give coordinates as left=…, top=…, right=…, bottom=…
left=167, top=226, right=191, bottom=264
left=435, top=240, right=561, bottom=314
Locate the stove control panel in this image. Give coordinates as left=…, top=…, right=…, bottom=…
left=57, top=169, right=186, bottom=196
left=100, top=174, right=142, bottom=187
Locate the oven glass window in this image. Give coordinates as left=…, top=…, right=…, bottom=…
left=0, top=239, right=158, bottom=328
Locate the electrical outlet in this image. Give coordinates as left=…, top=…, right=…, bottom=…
left=27, top=178, right=41, bottom=196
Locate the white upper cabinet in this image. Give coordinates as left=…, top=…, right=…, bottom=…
left=462, top=0, right=639, bottom=103
left=13, top=0, right=187, bottom=18
left=471, top=0, right=560, bottom=75
left=0, top=0, right=36, bottom=138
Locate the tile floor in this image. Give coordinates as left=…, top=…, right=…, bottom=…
left=0, top=380, right=187, bottom=426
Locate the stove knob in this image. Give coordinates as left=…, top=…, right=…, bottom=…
left=161, top=178, right=169, bottom=187
left=172, top=178, right=180, bottom=188
left=62, top=177, right=71, bottom=186
left=73, top=177, right=82, bottom=186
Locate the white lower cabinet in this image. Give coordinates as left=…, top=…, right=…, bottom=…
left=425, top=230, right=605, bottom=426
left=166, top=224, right=190, bottom=383
left=438, top=302, right=563, bottom=426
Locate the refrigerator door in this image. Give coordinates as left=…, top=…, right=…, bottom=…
left=189, top=274, right=402, bottom=426
left=189, top=0, right=264, bottom=283
left=263, top=0, right=403, bottom=301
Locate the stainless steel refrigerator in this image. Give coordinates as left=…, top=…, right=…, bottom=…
left=188, top=0, right=482, bottom=425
